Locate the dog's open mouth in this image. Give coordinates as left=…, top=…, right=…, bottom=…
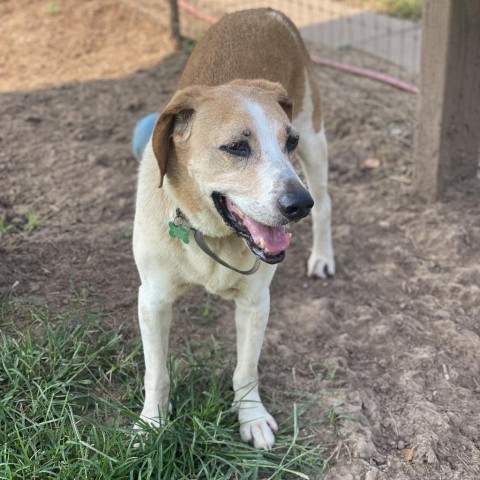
left=212, top=192, right=291, bottom=264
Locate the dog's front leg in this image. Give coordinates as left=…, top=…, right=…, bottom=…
left=137, top=283, right=174, bottom=425
left=233, top=290, right=278, bottom=450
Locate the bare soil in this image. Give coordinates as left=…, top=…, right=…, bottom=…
left=1, top=2, right=479, bottom=479
left=0, top=0, right=173, bottom=92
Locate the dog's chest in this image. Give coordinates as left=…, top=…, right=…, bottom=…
left=179, top=238, right=257, bottom=298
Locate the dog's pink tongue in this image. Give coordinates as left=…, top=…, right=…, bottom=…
left=226, top=200, right=292, bottom=255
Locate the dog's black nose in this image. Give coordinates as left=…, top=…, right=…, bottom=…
left=278, top=189, right=314, bottom=221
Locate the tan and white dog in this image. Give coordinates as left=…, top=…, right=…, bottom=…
left=133, top=8, right=334, bottom=450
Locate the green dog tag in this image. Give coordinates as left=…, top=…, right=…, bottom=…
left=168, top=222, right=190, bottom=244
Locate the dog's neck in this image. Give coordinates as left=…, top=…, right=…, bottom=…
left=170, top=208, right=261, bottom=275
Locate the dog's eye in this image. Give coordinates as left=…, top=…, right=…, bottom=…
left=286, top=135, right=299, bottom=152
left=220, top=140, right=251, bottom=158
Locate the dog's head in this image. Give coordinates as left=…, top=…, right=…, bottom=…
left=151, top=80, right=313, bottom=264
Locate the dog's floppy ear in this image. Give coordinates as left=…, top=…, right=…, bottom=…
left=151, top=86, right=206, bottom=187
left=230, top=79, right=293, bottom=121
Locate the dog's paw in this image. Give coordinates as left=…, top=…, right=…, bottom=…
left=136, top=402, right=172, bottom=428
left=136, top=414, right=161, bottom=429
left=133, top=405, right=171, bottom=447
left=238, top=406, right=278, bottom=450
left=307, top=252, right=335, bottom=279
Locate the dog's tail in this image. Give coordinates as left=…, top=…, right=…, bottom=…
left=132, top=113, right=160, bottom=161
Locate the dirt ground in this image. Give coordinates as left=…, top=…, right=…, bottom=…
left=1, top=1, right=480, bottom=479
left=0, top=0, right=173, bottom=92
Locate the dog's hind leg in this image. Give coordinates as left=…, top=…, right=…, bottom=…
left=294, top=82, right=335, bottom=279
left=233, top=271, right=278, bottom=450
left=297, top=127, right=335, bottom=278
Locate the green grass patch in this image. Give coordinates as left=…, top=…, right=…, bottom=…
left=344, top=0, right=422, bottom=20
left=46, top=1, right=60, bottom=15
left=0, top=217, right=15, bottom=237
left=376, top=0, right=422, bottom=20
left=0, top=211, right=38, bottom=237
left=0, top=300, right=327, bottom=479
left=23, top=212, right=38, bottom=232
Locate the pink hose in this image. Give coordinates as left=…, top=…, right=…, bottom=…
left=178, top=0, right=219, bottom=25
left=178, top=0, right=419, bottom=94
left=310, top=55, right=419, bottom=94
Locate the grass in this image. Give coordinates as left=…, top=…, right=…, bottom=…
left=0, top=299, right=328, bottom=479
left=46, top=1, right=60, bottom=15
left=376, top=0, right=422, bottom=20
left=345, top=0, right=423, bottom=20
left=24, top=212, right=38, bottom=232
left=0, top=217, right=14, bottom=237
left=0, top=211, right=38, bottom=237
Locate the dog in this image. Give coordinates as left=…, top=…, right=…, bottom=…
left=132, top=8, right=334, bottom=450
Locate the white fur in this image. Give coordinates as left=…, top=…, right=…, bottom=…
left=245, top=99, right=284, bottom=165
left=134, top=205, right=279, bottom=448
left=134, top=143, right=280, bottom=448
left=294, top=74, right=335, bottom=278
left=133, top=65, right=334, bottom=453
left=230, top=99, right=305, bottom=227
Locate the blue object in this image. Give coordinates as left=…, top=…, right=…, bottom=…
left=132, top=113, right=160, bottom=161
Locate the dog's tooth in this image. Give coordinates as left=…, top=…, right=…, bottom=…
left=258, top=238, right=266, bottom=250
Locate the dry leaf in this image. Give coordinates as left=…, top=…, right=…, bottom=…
left=363, top=158, right=381, bottom=169
left=403, top=448, right=414, bottom=461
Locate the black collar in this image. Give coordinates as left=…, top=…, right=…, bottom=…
left=172, top=209, right=261, bottom=276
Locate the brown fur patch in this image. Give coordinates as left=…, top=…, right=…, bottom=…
left=178, top=8, right=321, bottom=125
left=152, top=86, right=210, bottom=187
left=229, top=79, right=293, bottom=121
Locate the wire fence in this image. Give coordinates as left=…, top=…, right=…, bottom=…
left=174, top=0, right=422, bottom=84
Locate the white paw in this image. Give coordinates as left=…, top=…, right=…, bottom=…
left=136, top=402, right=172, bottom=428
left=133, top=405, right=170, bottom=447
left=132, top=414, right=157, bottom=448
left=307, top=252, right=335, bottom=279
left=136, top=413, right=161, bottom=428
left=238, top=406, right=278, bottom=450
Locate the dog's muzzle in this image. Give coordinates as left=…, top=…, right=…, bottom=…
left=212, top=192, right=310, bottom=264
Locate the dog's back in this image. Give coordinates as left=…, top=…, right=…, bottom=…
left=178, top=8, right=321, bottom=127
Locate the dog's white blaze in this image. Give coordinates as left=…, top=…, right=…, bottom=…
left=244, top=99, right=299, bottom=185
left=244, top=99, right=284, bottom=167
